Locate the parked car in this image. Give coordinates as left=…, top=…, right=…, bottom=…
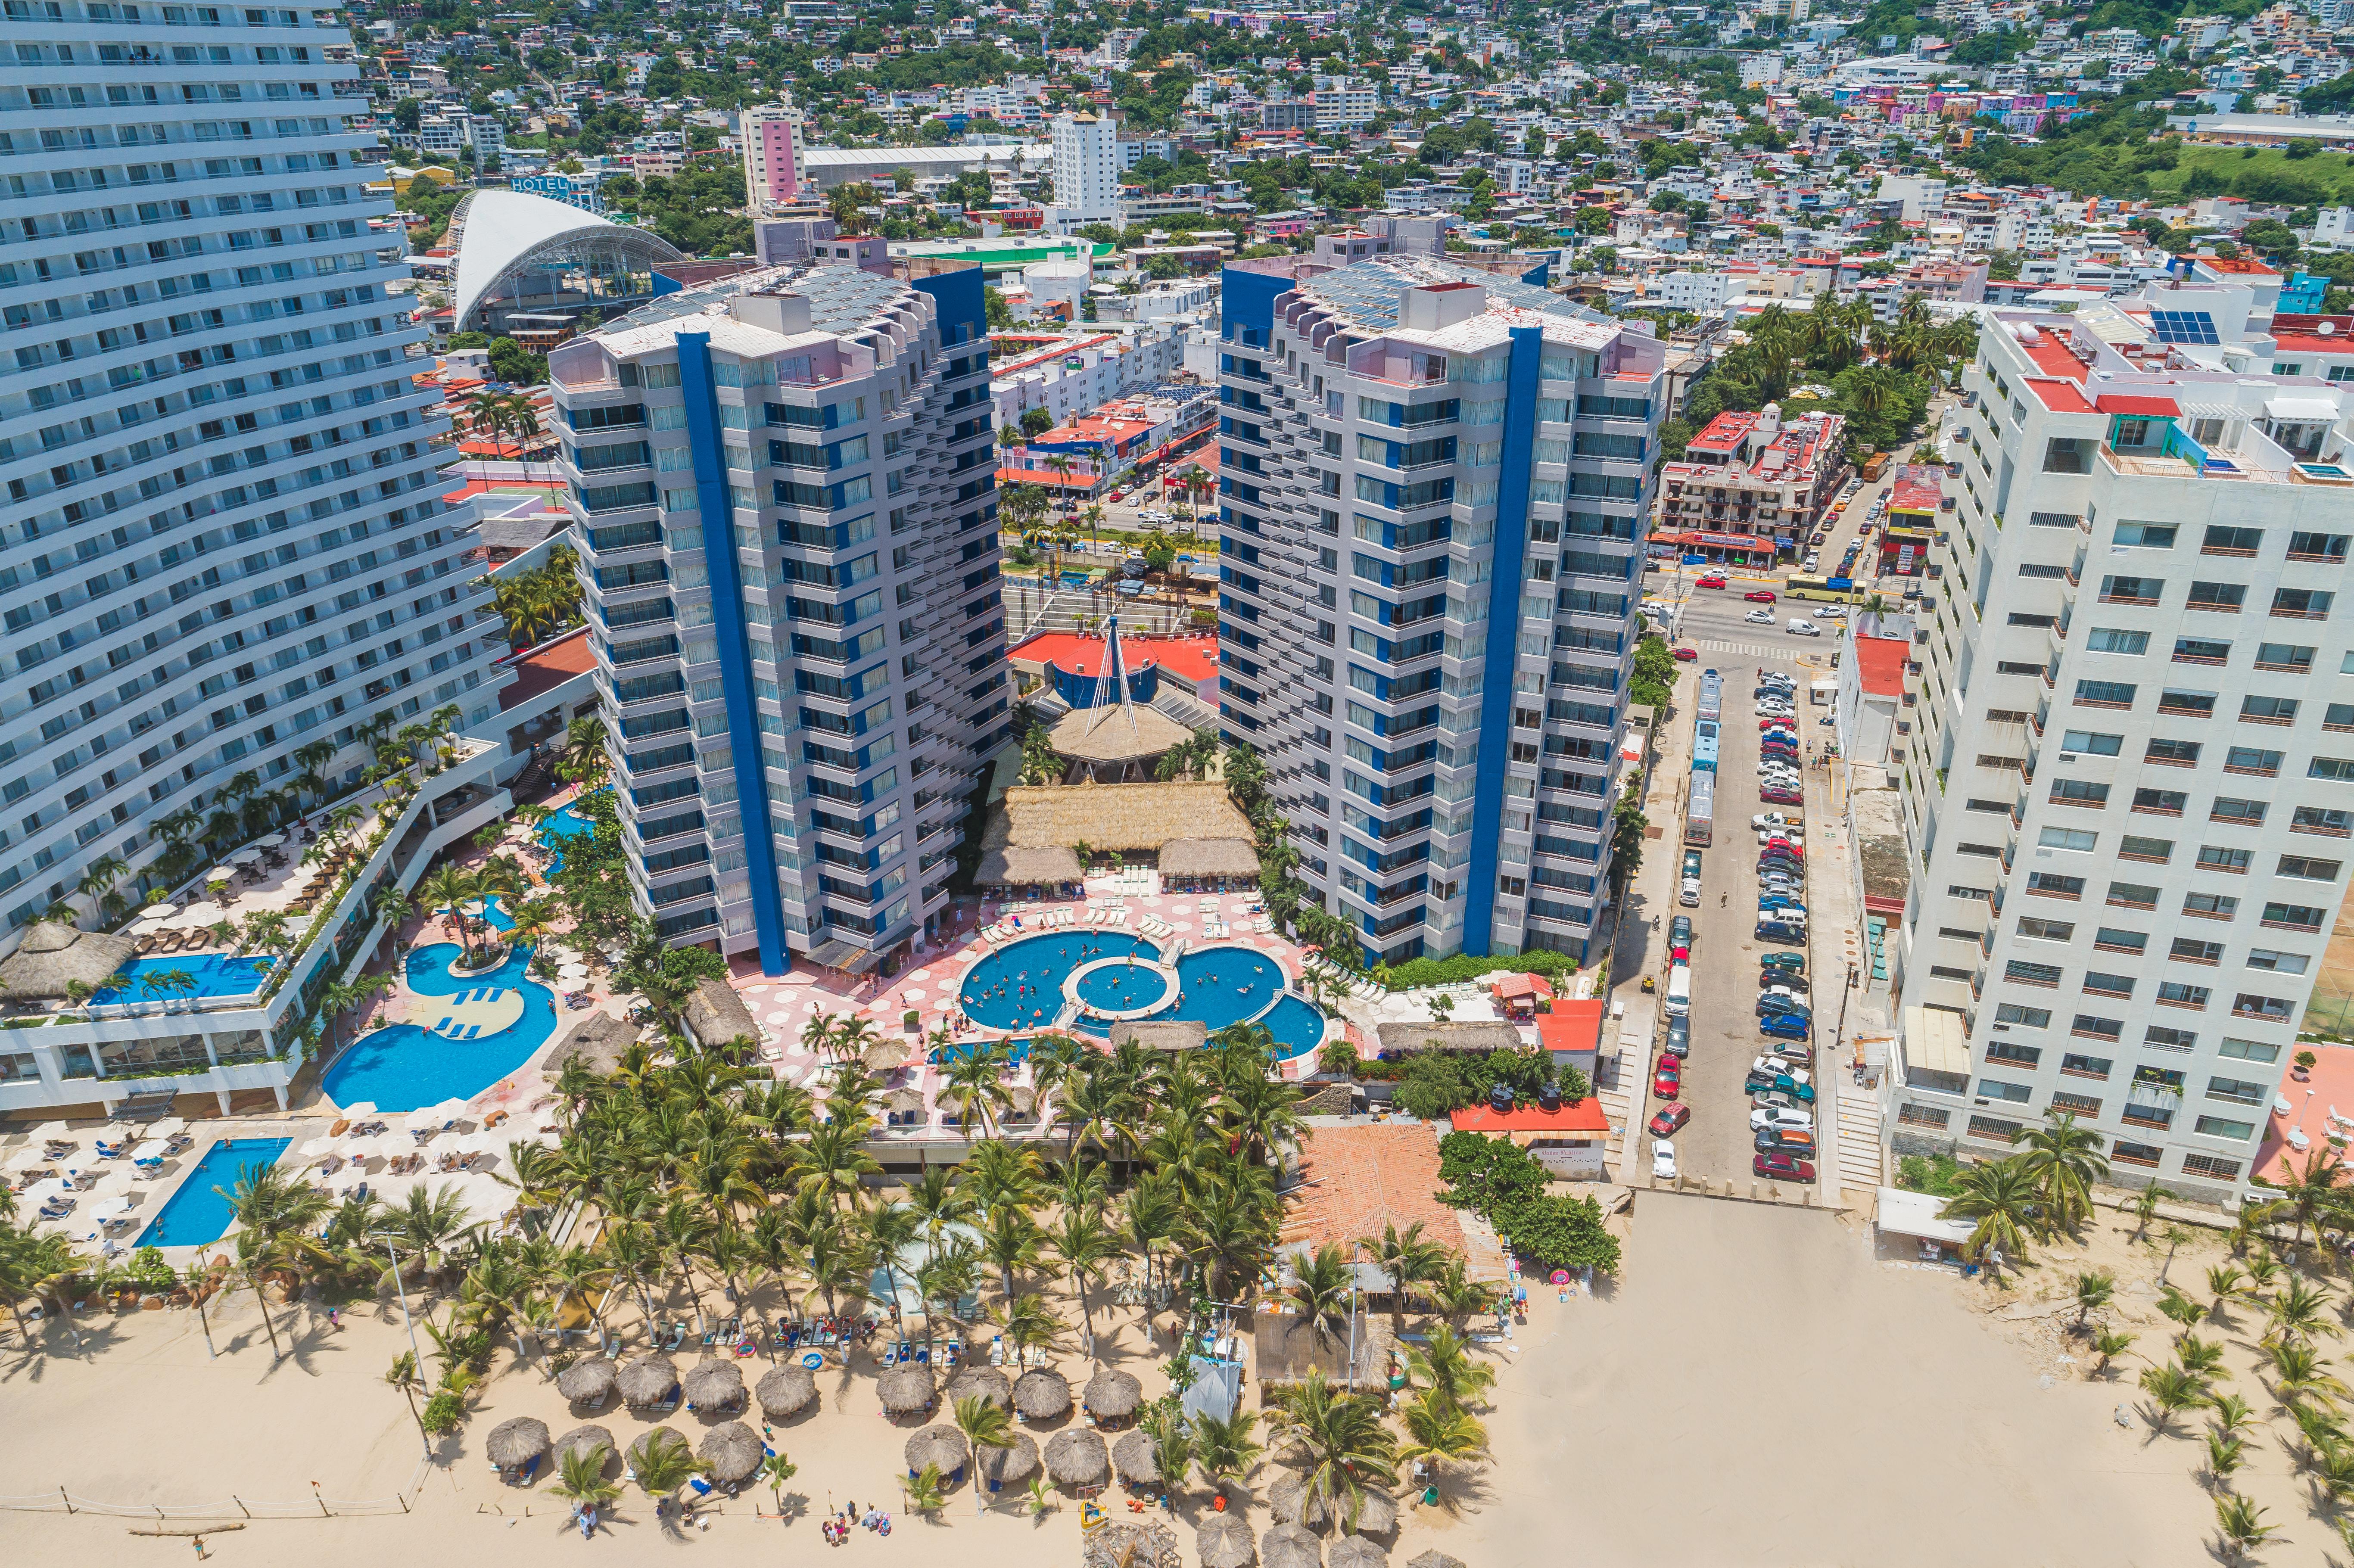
left=1753, top=812, right=1800, bottom=831
left=1670, top=915, right=1693, bottom=949
left=1673, top=646, right=1700, bottom=662
left=1653, top=1067, right=1683, bottom=1100
left=1755, top=1127, right=1818, bottom=1158
left=1755, top=1151, right=1816, bottom=1181
left=1760, top=1013, right=1811, bottom=1040
left=1759, top=789, right=1803, bottom=807
left=1696, top=572, right=1728, bottom=589
left=1745, top=590, right=1778, bottom=604
left=1664, top=1014, right=1691, bottom=1059
left=1761, top=953, right=1806, bottom=976
left=1649, top=1103, right=1691, bottom=1138
left=1653, top=1138, right=1679, bottom=1181
left=1744, top=608, right=1775, bottom=625
left=1757, top=972, right=1809, bottom=995
left=1750, top=1104, right=1815, bottom=1132
left=1756, top=921, right=1807, bottom=945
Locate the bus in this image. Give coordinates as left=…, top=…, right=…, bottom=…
left=1697, top=668, right=1722, bottom=723
left=1685, top=770, right=1714, bottom=847
left=1693, top=719, right=1720, bottom=773
left=1784, top=574, right=1868, bottom=604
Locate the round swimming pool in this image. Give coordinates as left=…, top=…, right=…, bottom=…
left=961, top=932, right=1159, bottom=1030
left=1261, top=993, right=1330, bottom=1061
left=960, top=932, right=1313, bottom=1048
left=1072, top=958, right=1171, bottom=1014
left=318, top=937, right=556, bottom=1112
left=1167, top=946, right=1286, bottom=1034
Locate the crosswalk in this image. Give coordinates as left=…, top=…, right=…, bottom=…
left=1695, top=638, right=1797, bottom=662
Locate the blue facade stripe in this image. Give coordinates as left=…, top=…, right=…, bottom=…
left=676, top=331, right=789, bottom=974
left=912, top=265, right=986, bottom=348
left=1462, top=324, right=1544, bottom=958
left=1220, top=265, right=1289, bottom=345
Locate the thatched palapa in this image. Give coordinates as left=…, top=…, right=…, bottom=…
left=1083, top=1520, right=1182, bottom=1568
left=1269, top=1471, right=1325, bottom=1529
left=1197, top=1512, right=1258, bottom=1568
left=616, top=1351, right=679, bottom=1408
left=1111, top=1427, right=1159, bottom=1485
left=485, top=1416, right=550, bottom=1471
left=0, top=921, right=138, bottom=1002
left=986, top=780, right=1254, bottom=860
left=755, top=1363, right=817, bottom=1419
left=885, top=1087, right=926, bottom=1117
left=628, top=1426, right=687, bottom=1472
left=975, top=1431, right=1039, bottom=1488
left=697, top=1420, right=763, bottom=1485
left=1047, top=702, right=1193, bottom=768
left=552, top=1425, right=616, bottom=1469
left=1158, top=837, right=1263, bottom=880
left=1012, top=1366, right=1071, bottom=1419
left=943, top=1365, right=1011, bottom=1409
left=681, top=977, right=760, bottom=1052
left=555, top=1354, right=616, bottom=1406
left=1345, top=1488, right=1399, bottom=1537
left=863, top=1039, right=912, bottom=1074
left=682, top=1357, right=746, bottom=1411
left=903, top=1425, right=969, bottom=1477
left=1043, top=1427, right=1108, bottom=1487
left=1404, top=1553, right=1467, bottom=1568
left=1082, top=1365, right=1143, bottom=1423
left=1329, top=1538, right=1389, bottom=1568
left=972, top=842, right=1083, bottom=888
left=1263, top=1524, right=1323, bottom=1568
left=1370, top=1020, right=1527, bottom=1056
left=876, top=1363, right=936, bottom=1415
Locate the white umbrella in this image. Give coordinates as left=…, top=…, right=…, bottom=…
left=255, top=833, right=287, bottom=848
left=140, top=902, right=179, bottom=919
left=85, top=1194, right=134, bottom=1222
left=125, top=916, right=165, bottom=938
left=204, top=866, right=238, bottom=884
left=19, top=1177, right=68, bottom=1206
left=228, top=847, right=262, bottom=864
left=147, top=1117, right=187, bottom=1139
left=414, top=1098, right=471, bottom=1125
left=297, top=1135, right=340, bottom=1159
left=128, top=1139, right=171, bottom=1162
left=5, top=1145, right=58, bottom=1173
left=29, top=1121, right=75, bottom=1143
left=338, top=1101, right=379, bottom=1119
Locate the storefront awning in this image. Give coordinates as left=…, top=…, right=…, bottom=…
left=1902, top=1006, right=1971, bottom=1077
left=1876, top=1185, right=1977, bottom=1244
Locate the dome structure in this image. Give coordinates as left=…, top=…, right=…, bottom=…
left=448, top=189, right=689, bottom=336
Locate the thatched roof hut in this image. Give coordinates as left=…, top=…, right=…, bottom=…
left=1047, top=702, right=1193, bottom=769
left=552, top=1425, right=616, bottom=1470
left=556, top=1355, right=617, bottom=1406
left=1004, top=1084, right=1038, bottom=1121
left=1012, top=1366, right=1071, bottom=1419
left=682, top=1357, right=746, bottom=1412
left=1158, top=837, right=1262, bottom=880
left=943, top=1365, right=1011, bottom=1409
left=755, top=1363, right=817, bottom=1420
left=1345, top=1489, right=1399, bottom=1537
left=1328, top=1538, right=1389, bottom=1568
left=903, top=1425, right=969, bottom=1477
left=1083, top=1521, right=1182, bottom=1568
left=1263, top=1524, right=1323, bottom=1568
left=1404, top=1553, right=1466, bottom=1568
left=1370, top=1020, right=1526, bottom=1056
left=1269, top=1472, right=1326, bottom=1529
left=1043, top=1427, right=1108, bottom=1487
left=1197, top=1512, right=1258, bottom=1568
left=1082, top=1365, right=1143, bottom=1424
left=485, top=1416, right=550, bottom=1473
left=989, top=780, right=1254, bottom=859
left=876, top=1363, right=937, bottom=1416
left=617, top=1352, right=679, bottom=1408
left=975, top=1431, right=1040, bottom=1489
left=0, top=921, right=138, bottom=1002
left=681, top=977, right=760, bottom=1052
left=1111, top=1427, right=1159, bottom=1485
left=627, top=1426, right=686, bottom=1472
left=973, top=841, right=1085, bottom=887
left=697, top=1421, right=763, bottom=1485
left=863, top=1039, right=912, bottom=1073
left=885, top=1087, right=927, bottom=1118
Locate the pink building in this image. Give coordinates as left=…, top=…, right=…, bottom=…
left=742, top=106, right=806, bottom=215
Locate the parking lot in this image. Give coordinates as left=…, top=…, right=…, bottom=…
left=1645, top=588, right=1832, bottom=1189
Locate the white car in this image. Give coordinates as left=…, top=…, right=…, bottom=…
left=1752, top=1057, right=1812, bottom=1083
left=1744, top=607, right=1775, bottom=625
left=1817, top=604, right=1850, bottom=619
left=1758, top=832, right=1804, bottom=850
left=1652, top=1138, right=1678, bottom=1180
left=1751, top=1104, right=1815, bottom=1133
left=1802, top=553, right=1821, bottom=572
left=1754, top=812, right=1800, bottom=831
left=1786, top=618, right=1822, bottom=637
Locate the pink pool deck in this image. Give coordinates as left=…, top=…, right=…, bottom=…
left=726, top=886, right=1316, bottom=1137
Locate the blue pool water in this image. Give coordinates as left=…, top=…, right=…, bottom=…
left=1073, top=958, right=1171, bottom=1014
left=1261, top=994, right=1328, bottom=1061
left=1167, top=946, right=1285, bottom=1034
left=318, top=937, right=555, bottom=1112
left=96, top=952, right=276, bottom=1002
left=961, top=933, right=1159, bottom=1030
left=135, top=1138, right=292, bottom=1248
left=539, top=797, right=601, bottom=872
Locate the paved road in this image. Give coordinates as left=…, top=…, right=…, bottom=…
left=1647, top=587, right=1833, bottom=1188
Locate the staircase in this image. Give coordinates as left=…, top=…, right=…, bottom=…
left=1836, top=1089, right=1884, bottom=1193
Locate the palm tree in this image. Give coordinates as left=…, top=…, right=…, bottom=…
left=1190, top=1407, right=1262, bottom=1502
left=2139, top=1363, right=2211, bottom=1433
left=2177, top=1335, right=2229, bottom=1382
left=2214, top=1493, right=2278, bottom=1564
left=2010, top=1110, right=2108, bottom=1233
left=0, top=1230, right=87, bottom=1351
left=2265, top=1337, right=2350, bottom=1409
left=2206, top=1263, right=2246, bottom=1322
left=1395, top=1386, right=1488, bottom=1488
left=2071, top=1269, right=2115, bottom=1330
left=2131, top=1182, right=2173, bottom=1242
left=2206, top=1430, right=2247, bottom=1487
left=2158, top=1284, right=2206, bottom=1341
left=2266, top=1147, right=2346, bottom=1246
left=977, top=1202, right=1048, bottom=1305
left=1048, top=1204, right=1119, bottom=1357
left=1370, top=1220, right=1447, bottom=1336
left=992, top=1292, right=1062, bottom=1365
left=548, top=1441, right=622, bottom=1521
left=2266, top=1275, right=2338, bottom=1347
left=1403, top=1325, right=1497, bottom=1410
left=941, top=1045, right=1015, bottom=1138
left=1287, top=1242, right=1356, bottom=1346
left=758, top=1451, right=799, bottom=1514
left=1268, top=1369, right=1398, bottom=1533
left=2091, top=1328, right=2136, bottom=1377
left=952, top=1394, right=1014, bottom=1515
left=630, top=1427, right=706, bottom=1520
left=862, top=1202, right=923, bottom=1326
left=1937, top=1157, right=2038, bottom=1271
left=225, top=1165, right=333, bottom=1359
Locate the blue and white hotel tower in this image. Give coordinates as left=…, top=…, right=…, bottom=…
left=550, top=260, right=1009, bottom=977
left=1214, top=255, right=1669, bottom=964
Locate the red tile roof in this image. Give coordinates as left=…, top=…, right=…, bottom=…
left=1853, top=635, right=1909, bottom=699
left=1538, top=999, right=1606, bottom=1056
left=2025, top=377, right=2097, bottom=414
left=1281, top=1123, right=1477, bottom=1256
left=1450, top=1097, right=1612, bottom=1137
left=1008, top=630, right=1218, bottom=684
left=1490, top=972, right=1555, bottom=1002
left=2095, top=394, right=2180, bottom=417
left=2020, top=332, right=2091, bottom=383
left=2270, top=332, right=2354, bottom=358
left=2197, top=255, right=2279, bottom=277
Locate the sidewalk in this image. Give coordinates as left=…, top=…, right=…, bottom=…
left=1801, top=730, right=1893, bottom=1207
left=1600, top=662, right=1698, bottom=1177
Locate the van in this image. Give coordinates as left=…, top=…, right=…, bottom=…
left=1663, top=965, right=1692, bottom=1018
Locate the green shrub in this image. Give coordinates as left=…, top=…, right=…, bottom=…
left=120, top=1246, right=178, bottom=1293
left=1391, top=1048, right=1554, bottom=1121
left=1382, top=949, right=1581, bottom=991
left=420, top=1391, right=467, bottom=1435
left=1435, top=1131, right=1621, bottom=1273
left=1895, top=1153, right=1965, bottom=1197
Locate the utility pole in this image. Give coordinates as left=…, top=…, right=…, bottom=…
left=386, top=1238, right=430, bottom=1457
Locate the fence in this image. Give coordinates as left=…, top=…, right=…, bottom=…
left=0, top=1458, right=431, bottom=1521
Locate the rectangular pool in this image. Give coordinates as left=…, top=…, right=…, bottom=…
left=98, top=953, right=276, bottom=1002
left=134, top=1137, right=292, bottom=1248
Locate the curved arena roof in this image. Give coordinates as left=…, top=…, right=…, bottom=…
left=449, top=189, right=690, bottom=333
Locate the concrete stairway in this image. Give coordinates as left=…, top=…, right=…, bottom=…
left=1836, top=1089, right=1884, bottom=1193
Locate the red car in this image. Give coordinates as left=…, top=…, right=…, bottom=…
left=1648, top=1103, right=1691, bottom=1138
left=1754, top=1151, right=1816, bottom=1181
left=1653, top=1066, right=1682, bottom=1099
left=1673, top=646, right=1699, bottom=662
left=1744, top=590, right=1778, bottom=604
left=1696, top=572, right=1728, bottom=589
left=1670, top=939, right=1691, bottom=963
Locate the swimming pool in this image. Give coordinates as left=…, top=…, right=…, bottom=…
left=1166, top=946, right=1286, bottom=1034
left=96, top=952, right=276, bottom=1002
left=134, top=1137, right=292, bottom=1248
left=961, top=932, right=1159, bottom=1030
left=1261, top=993, right=1329, bottom=1062
left=1072, top=958, right=1171, bottom=1014
left=317, top=936, right=556, bottom=1112
left=539, top=796, right=602, bottom=872
left=960, top=933, right=1313, bottom=1047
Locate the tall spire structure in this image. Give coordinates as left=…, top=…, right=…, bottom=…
left=1081, top=619, right=1141, bottom=743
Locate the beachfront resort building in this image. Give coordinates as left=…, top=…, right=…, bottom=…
left=549, top=260, right=1008, bottom=977
left=1886, top=280, right=2354, bottom=1204
left=1214, top=255, right=1669, bottom=964
left=0, top=5, right=520, bottom=1116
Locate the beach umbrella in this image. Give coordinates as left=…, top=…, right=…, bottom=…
left=1043, top=1428, right=1108, bottom=1488
left=697, top=1420, right=763, bottom=1486
left=1082, top=1365, right=1143, bottom=1424
left=1346, top=1490, right=1399, bottom=1537
left=338, top=1102, right=379, bottom=1120
left=555, top=1355, right=617, bottom=1406
left=876, top=1363, right=937, bottom=1416
left=83, top=1194, right=134, bottom=1222
left=19, top=1177, right=68, bottom=1207
left=682, top=1357, right=746, bottom=1412
left=1198, top=1513, right=1258, bottom=1568
left=975, top=1431, right=1039, bottom=1490
left=862, top=1039, right=911, bottom=1073
left=903, top=1425, right=969, bottom=1478
left=5, top=1145, right=59, bottom=1173
left=1087, top=1523, right=1176, bottom=1568
left=1404, top=1553, right=1466, bottom=1568
left=485, top=1416, right=551, bottom=1474
left=627, top=1426, right=685, bottom=1472
left=415, top=1097, right=471, bottom=1125
left=1328, top=1539, right=1388, bottom=1568
left=204, top=865, right=237, bottom=884
left=1263, top=1524, right=1323, bottom=1568
left=1012, top=1366, right=1071, bottom=1420
left=255, top=833, right=287, bottom=848
left=884, top=1087, right=926, bottom=1119
left=29, top=1121, right=74, bottom=1144
left=943, top=1365, right=1010, bottom=1410
left=1270, top=1472, right=1326, bottom=1529
left=127, top=1140, right=170, bottom=1162
left=146, top=1117, right=187, bottom=1139
left=552, top=1424, right=616, bottom=1470
left=756, top=1363, right=818, bottom=1420
left=1112, top=1427, right=1159, bottom=1485
left=617, top=1351, right=679, bottom=1408
left=228, top=847, right=262, bottom=864
left=140, top=903, right=179, bottom=919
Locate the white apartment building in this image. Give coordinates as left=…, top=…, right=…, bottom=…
left=0, top=5, right=512, bottom=1117
left=1887, top=290, right=2354, bottom=1204
left=549, top=262, right=1008, bottom=974
left=1049, top=112, right=1122, bottom=232
left=989, top=323, right=1188, bottom=431
left=1217, top=256, right=1668, bottom=964
left=1317, top=83, right=1381, bottom=129
left=1654, top=270, right=1737, bottom=314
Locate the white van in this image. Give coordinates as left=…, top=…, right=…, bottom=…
left=1663, top=965, right=1692, bottom=1018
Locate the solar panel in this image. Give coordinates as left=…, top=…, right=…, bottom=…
left=2149, top=309, right=2220, bottom=346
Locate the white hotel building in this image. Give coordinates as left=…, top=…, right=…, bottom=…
left=1888, top=281, right=2354, bottom=1203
